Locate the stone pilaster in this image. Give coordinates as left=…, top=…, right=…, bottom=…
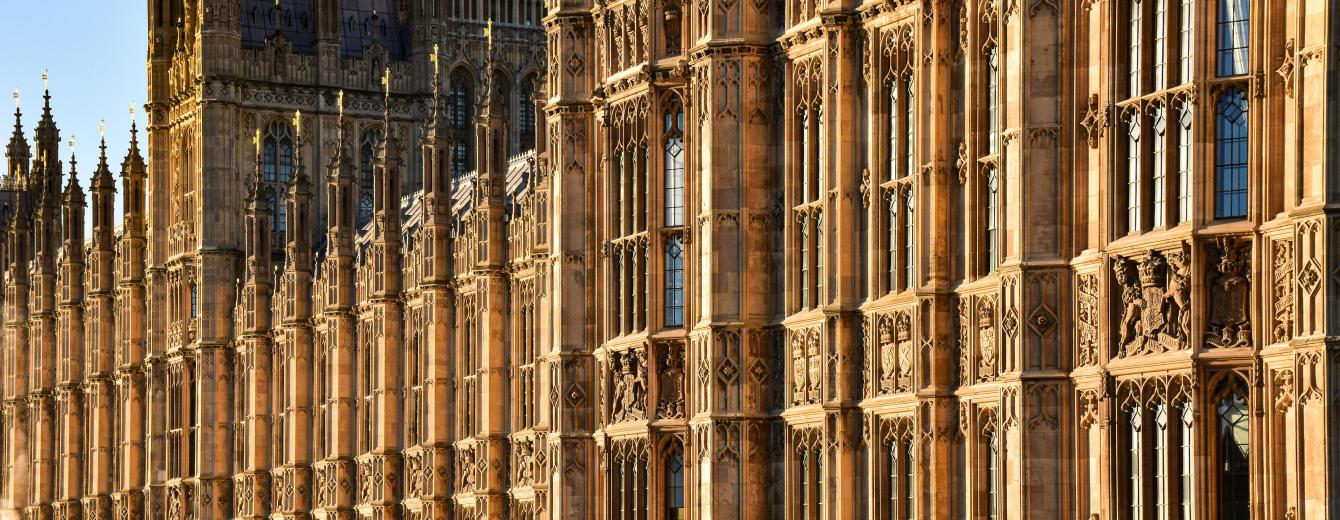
left=541, top=4, right=599, bottom=519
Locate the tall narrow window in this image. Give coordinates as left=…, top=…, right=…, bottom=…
left=1128, top=115, right=1143, bottom=233
left=800, top=223, right=810, bottom=309
left=1130, top=0, right=1144, bottom=96
left=800, top=106, right=812, bottom=201
left=1217, top=385, right=1250, bottom=520
left=665, top=447, right=685, bottom=519
left=904, top=436, right=917, bottom=520
left=984, top=167, right=1000, bottom=273
left=1152, top=107, right=1167, bottom=228
left=449, top=70, right=474, bottom=177
left=1177, top=107, right=1193, bottom=223
left=985, top=428, right=1000, bottom=520
left=1213, top=87, right=1248, bottom=219
left=1129, top=408, right=1145, bottom=520
left=815, top=213, right=824, bottom=306
left=986, top=47, right=1000, bottom=154
left=904, top=79, right=915, bottom=178
left=889, top=85, right=900, bottom=179
left=1216, top=0, right=1250, bottom=77
left=358, top=129, right=382, bottom=226
left=664, top=97, right=685, bottom=227
left=887, top=197, right=898, bottom=295
left=519, top=79, right=536, bottom=151
left=800, top=449, right=812, bottom=520
left=888, top=435, right=901, bottom=519
left=664, top=236, right=684, bottom=328
left=1179, top=405, right=1194, bottom=518
left=816, top=105, right=826, bottom=200
left=1154, top=0, right=1169, bottom=89
left=262, top=122, right=295, bottom=246
left=1179, top=0, right=1194, bottom=83
left=903, top=192, right=915, bottom=290
left=1153, top=404, right=1170, bottom=519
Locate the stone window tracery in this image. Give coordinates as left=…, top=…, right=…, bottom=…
left=450, top=69, right=475, bottom=179
left=1213, top=87, right=1248, bottom=220
left=357, top=129, right=382, bottom=227
left=1214, top=376, right=1250, bottom=519
left=262, top=121, right=295, bottom=247
left=882, top=419, right=917, bottom=520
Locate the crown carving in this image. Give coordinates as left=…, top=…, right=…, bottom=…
left=1137, top=253, right=1167, bottom=288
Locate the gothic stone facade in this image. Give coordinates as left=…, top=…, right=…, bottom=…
left=1, top=0, right=1339, bottom=519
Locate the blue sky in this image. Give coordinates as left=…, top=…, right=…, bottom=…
left=0, top=1, right=147, bottom=204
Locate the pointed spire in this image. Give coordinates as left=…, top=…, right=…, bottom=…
left=6, top=88, right=29, bottom=185
left=92, top=120, right=114, bottom=191
left=35, top=70, right=59, bottom=151
left=64, top=135, right=83, bottom=204
left=427, top=44, right=443, bottom=139
left=380, top=67, right=393, bottom=136
left=121, top=103, right=145, bottom=176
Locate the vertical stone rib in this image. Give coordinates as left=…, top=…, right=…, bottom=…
left=236, top=137, right=274, bottom=519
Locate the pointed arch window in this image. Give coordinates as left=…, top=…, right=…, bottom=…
left=1216, top=380, right=1250, bottom=519
left=664, top=95, right=686, bottom=227
left=262, top=122, right=295, bottom=245
left=358, top=129, right=382, bottom=226
left=449, top=71, right=475, bottom=178
left=984, top=425, right=1000, bottom=520
left=664, top=442, right=686, bottom=519
left=1213, top=87, right=1248, bottom=219
left=986, top=46, right=1001, bottom=154
left=519, top=79, right=537, bottom=151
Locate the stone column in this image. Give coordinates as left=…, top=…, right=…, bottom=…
left=275, top=132, right=317, bottom=518
left=114, top=124, right=149, bottom=520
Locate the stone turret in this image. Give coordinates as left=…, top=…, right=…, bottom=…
left=111, top=117, right=148, bottom=519
left=53, top=147, right=85, bottom=520
left=236, top=126, right=275, bottom=520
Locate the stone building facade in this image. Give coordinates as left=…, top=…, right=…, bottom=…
left=1, top=0, right=1338, bottom=519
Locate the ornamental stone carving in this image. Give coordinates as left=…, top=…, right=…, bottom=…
left=1206, top=238, right=1252, bottom=349
left=1114, top=248, right=1191, bottom=357
left=610, top=347, right=648, bottom=423
left=657, top=342, right=686, bottom=419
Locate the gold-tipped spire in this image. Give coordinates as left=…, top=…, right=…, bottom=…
left=42, top=70, right=48, bottom=91
left=69, top=134, right=75, bottom=156
left=381, top=67, right=391, bottom=101
left=293, top=109, right=302, bottom=139
left=12, top=88, right=18, bottom=109
left=99, top=119, right=106, bottom=139
left=253, top=127, right=262, bottom=158
left=337, top=90, right=344, bottom=118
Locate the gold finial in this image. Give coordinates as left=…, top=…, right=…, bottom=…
left=11, top=88, right=18, bottom=109
left=381, top=68, right=392, bottom=99
left=42, top=70, right=48, bottom=91
left=431, top=43, right=440, bottom=72
left=129, top=101, right=136, bottom=117
left=69, top=134, right=76, bottom=155
left=293, top=109, right=302, bottom=137
left=99, top=119, right=106, bottom=138
left=253, top=128, right=262, bottom=157
left=337, top=90, right=345, bottom=117
left=485, top=19, right=493, bottom=41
